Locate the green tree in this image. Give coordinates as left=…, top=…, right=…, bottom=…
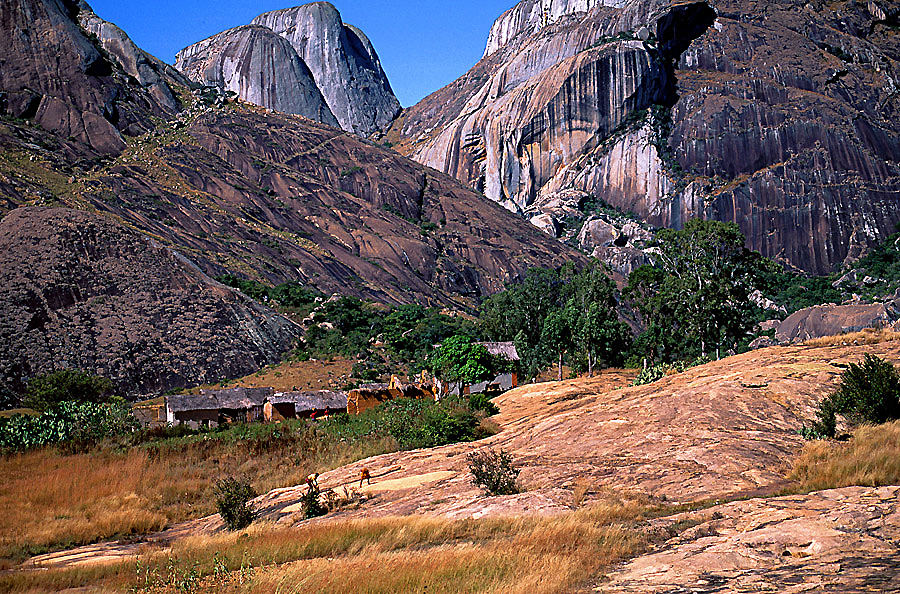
left=23, top=369, right=115, bottom=412
left=626, top=219, right=769, bottom=361
left=429, top=336, right=503, bottom=386
left=540, top=307, right=576, bottom=381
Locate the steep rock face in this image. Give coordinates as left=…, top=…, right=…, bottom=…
left=0, top=0, right=182, bottom=154
left=0, top=57, right=580, bottom=309
left=484, top=0, right=626, bottom=58
left=175, top=25, right=339, bottom=127
left=393, top=0, right=900, bottom=274
left=251, top=2, right=401, bottom=136
left=0, top=208, right=299, bottom=396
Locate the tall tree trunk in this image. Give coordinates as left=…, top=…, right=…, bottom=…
left=558, top=352, right=563, bottom=381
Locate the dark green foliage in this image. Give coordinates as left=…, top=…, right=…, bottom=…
left=216, top=275, right=320, bottom=310
left=480, top=261, right=631, bottom=380
left=468, top=393, right=500, bottom=416
left=213, top=477, right=257, bottom=531
left=806, top=354, right=900, bottom=438
left=23, top=369, right=114, bottom=412
left=319, top=396, right=491, bottom=450
left=467, top=448, right=520, bottom=496
left=0, top=401, right=140, bottom=452
left=626, top=219, right=773, bottom=362
left=299, top=481, right=328, bottom=520
left=429, top=336, right=505, bottom=386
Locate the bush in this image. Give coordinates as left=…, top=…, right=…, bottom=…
left=0, top=401, right=139, bottom=452
left=23, top=369, right=114, bottom=412
left=468, top=393, right=500, bottom=416
left=299, top=481, right=328, bottom=520
left=467, top=448, right=520, bottom=495
left=806, top=354, right=900, bottom=438
left=214, top=477, right=257, bottom=531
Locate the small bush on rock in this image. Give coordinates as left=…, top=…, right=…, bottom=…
left=300, top=481, right=328, bottom=519
left=468, top=393, right=500, bottom=416
left=467, top=448, right=520, bottom=496
left=805, top=353, right=900, bottom=438
left=214, top=477, right=257, bottom=531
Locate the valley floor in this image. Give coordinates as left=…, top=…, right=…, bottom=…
left=6, top=336, right=900, bottom=592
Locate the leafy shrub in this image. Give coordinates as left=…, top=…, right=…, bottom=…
left=0, top=401, right=139, bottom=452
left=299, top=481, right=328, bottom=520
left=0, top=383, right=19, bottom=410
left=214, top=477, right=257, bottom=531
left=467, top=448, right=520, bottom=495
left=319, top=396, right=492, bottom=451
left=468, top=393, right=500, bottom=416
left=805, top=354, right=900, bottom=438
left=23, top=369, right=114, bottom=412
left=631, top=357, right=710, bottom=386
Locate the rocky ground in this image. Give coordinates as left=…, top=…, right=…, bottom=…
left=594, top=486, right=900, bottom=593
left=26, top=339, right=900, bottom=589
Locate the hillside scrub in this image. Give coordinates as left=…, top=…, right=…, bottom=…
left=217, top=275, right=479, bottom=375
left=0, top=396, right=494, bottom=564
left=22, top=369, right=115, bottom=412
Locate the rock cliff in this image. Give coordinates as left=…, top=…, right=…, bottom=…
left=0, top=0, right=581, bottom=394
left=175, top=25, right=339, bottom=128
left=0, top=0, right=184, bottom=155
left=252, top=3, right=401, bottom=136
left=392, top=0, right=900, bottom=275
left=0, top=208, right=300, bottom=396
left=177, top=2, right=401, bottom=136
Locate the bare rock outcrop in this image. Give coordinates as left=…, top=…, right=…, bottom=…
left=393, top=0, right=900, bottom=275
left=0, top=208, right=300, bottom=397
left=0, top=0, right=183, bottom=154
left=775, top=299, right=900, bottom=344
left=597, top=486, right=900, bottom=593
left=175, top=25, right=339, bottom=127
left=250, top=3, right=401, bottom=136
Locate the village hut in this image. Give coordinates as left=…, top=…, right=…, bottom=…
left=347, top=376, right=436, bottom=415
left=266, top=390, right=348, bottom=420
left=165, top=387, right=273, bottom=428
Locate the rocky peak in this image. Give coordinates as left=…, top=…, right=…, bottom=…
left=251, top=2, right=401, bottom=136
left=175, top=25, right=339, bottom=127
left=484, top=0, right=626, bottom=58
left=393, top=0, right=900, bottom=275
left=0, top=0, right=183, bottom=154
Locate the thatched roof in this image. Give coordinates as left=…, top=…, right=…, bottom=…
left=271, top=390, right=348, bottom=412
left=480, top=342, right=519, bottom=361
left=167, top=387, right=273, bottom=413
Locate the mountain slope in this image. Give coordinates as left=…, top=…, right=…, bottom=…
left=0, top=208, right=299, bottom=396
left=391, top=0, right=900, bottom=275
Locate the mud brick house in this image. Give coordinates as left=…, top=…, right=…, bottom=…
left=347, top=376, right=436, bottom=415
left=165, top=387, right=273, bottom=428
left=266, top=390, right=348, bottom=420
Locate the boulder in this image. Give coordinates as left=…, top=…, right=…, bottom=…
left=775, top=301, right=900, bottom=344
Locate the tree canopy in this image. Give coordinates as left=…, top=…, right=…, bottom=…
left=625, top=219, right=773, bottom=361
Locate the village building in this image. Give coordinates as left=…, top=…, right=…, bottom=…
left=265, top=390, right=348, bottom=421
left=165, top=387, right=273, bottom=428
left=347, top=376, right=435, bottom=415
left=435, top=342, right=519, bottom=396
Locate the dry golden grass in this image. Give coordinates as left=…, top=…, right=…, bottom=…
left=802, top=328, right=900, bottom=347
left=789, top=420, right=900, bottom=491
left=0, top=432, right=396, bottom=566
left=0, top=494, right=659, bottom=593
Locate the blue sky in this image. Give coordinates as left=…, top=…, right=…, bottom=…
left=87, top=0, right=516, bottom=107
